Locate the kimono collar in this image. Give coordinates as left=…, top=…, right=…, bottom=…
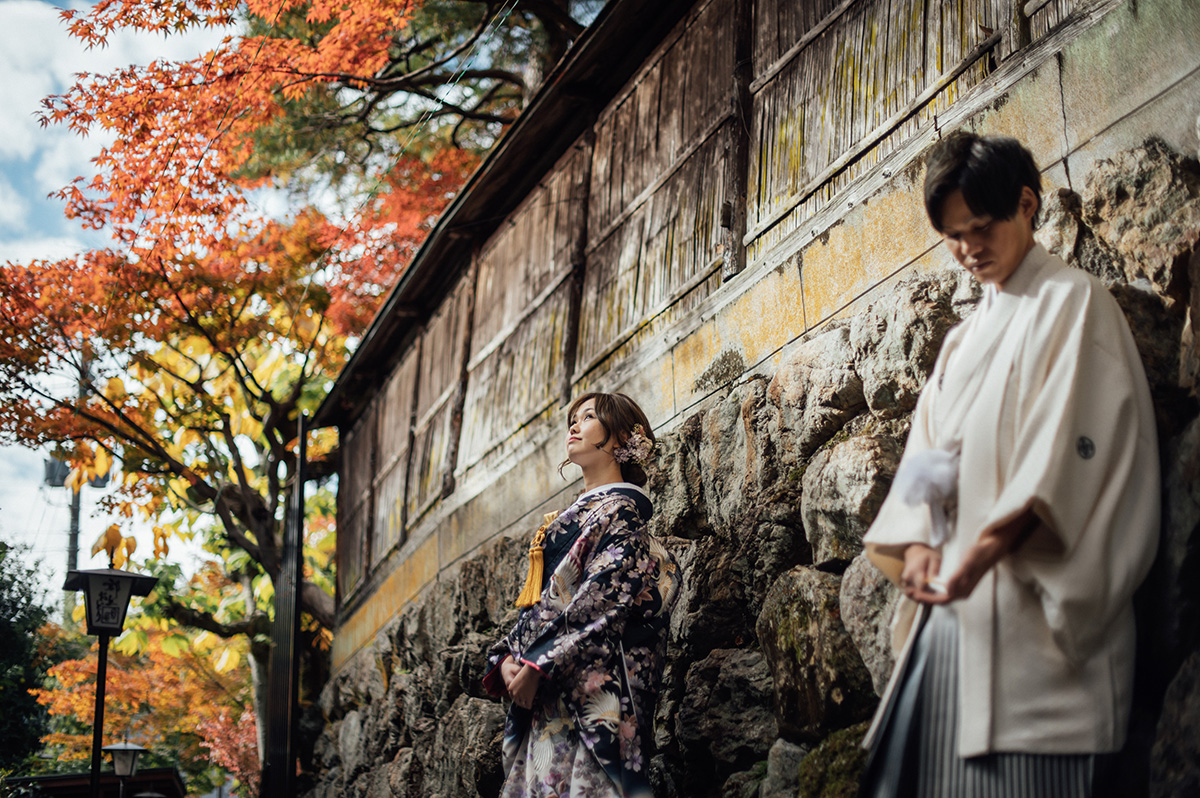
left=997, top=243, right=1056, bottom=298
left=577, top=482, right=653, bottom=518
left=931, top=244, right=1058, bottom=448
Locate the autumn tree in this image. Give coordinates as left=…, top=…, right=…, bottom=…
left=32, top=610, right=259, bottom=795
left=1, top=0, right=600, bottom=650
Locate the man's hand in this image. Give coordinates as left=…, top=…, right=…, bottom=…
left=901, top=543, right=945, bottom=604
left=508, top=663, right=542, bottom=710
left=908, top=507, right=1039, bottom=604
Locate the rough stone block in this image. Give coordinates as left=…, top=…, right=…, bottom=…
left=839, top=553, right=902, bottom=697
left=676, top=648, right=778, bottom=792
left=848, top=272, right=963, bottom=419
left=758, top=737, right=808, bottom=798
left=801, top=435, right=903, bottom=568
left=767, top=325, right=865, bottom=466
left=1150, top=650, right=1200, bottom=798
left=756, top=566, right=875, bottom=742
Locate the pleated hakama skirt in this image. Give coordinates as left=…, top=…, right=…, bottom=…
left=860, top=605, right=1095, bottom=798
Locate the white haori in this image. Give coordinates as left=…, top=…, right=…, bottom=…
left=864, top=245, right=1159, bottom=758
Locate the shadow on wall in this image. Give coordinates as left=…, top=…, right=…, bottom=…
left=300, top=139, right=1200, bottom=798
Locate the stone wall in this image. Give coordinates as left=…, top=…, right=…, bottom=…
left=301, top=138, right=1200, bottom=798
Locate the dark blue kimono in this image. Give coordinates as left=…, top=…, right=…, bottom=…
left=484, top=483, right=679, bottom=798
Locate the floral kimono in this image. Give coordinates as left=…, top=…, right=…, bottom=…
left=484, top=483, right=680, bottom=798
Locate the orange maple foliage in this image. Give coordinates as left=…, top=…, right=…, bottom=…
left=0, top=0, right=484, bottom=633
left=33, top=625, right=256, bottom=784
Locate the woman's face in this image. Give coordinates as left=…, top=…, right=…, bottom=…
left=938, top=186, right=1037, bottom=286
left=566, top=399, right=616, bottom=467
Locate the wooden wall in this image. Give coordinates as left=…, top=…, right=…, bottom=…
left=334, top=0, right=1108, bottom=615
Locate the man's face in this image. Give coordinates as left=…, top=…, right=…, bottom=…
left=937, top=187, right=1037, bottom=286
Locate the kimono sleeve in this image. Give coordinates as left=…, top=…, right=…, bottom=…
left=482, top=614, right=524, bottom=698
left=988, top=281, right=1159, bottom=663
left=863, top=346, right=948, bottom=586
left=519, top=501, right=654, bottom=684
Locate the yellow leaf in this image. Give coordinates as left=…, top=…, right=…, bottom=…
left=177, top=428, right=202, bottom=449
left=72, top=602, right=86, bottom=623
left=123, top=536, right=137, bottom=556
left=66, top=468, right=84, bottom=494
left=94, top=448, right=112, bottom=478
left=104, top=377, right=126, bottom=402
left=112, top=546, right=126, bottom=569
left=214, top=647, right=241, bottom=673
left=193, top=631, right=217, bottom=651
left=113, top=630, right=141, bottom=656
left=159, top=633, right=189, bottom=658
left=91, top=524, right=123, bottom=559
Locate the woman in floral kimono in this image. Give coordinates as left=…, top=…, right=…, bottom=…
left=484, top=392, right=679, bottom=798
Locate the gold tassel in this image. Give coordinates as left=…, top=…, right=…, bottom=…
left=514, top=511, right=559, bottom=607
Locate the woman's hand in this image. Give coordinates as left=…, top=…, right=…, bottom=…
left=900, top=543, right=945, bottom=604
left=508, top=663, right=542, bottom=710
left=499, top=655, right=521, bottom=692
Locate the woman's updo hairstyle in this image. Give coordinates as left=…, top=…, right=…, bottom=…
left=560, top=392, right=656, bottom=487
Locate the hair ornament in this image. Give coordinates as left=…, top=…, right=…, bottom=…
left=613, top=424, right=654, bottom=466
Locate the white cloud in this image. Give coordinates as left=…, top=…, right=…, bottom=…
left=0, top=0, right=229, bottom=160
left=0, top=0, right=234, bottom=254
left=0, top=176, right=28, bottom=229
left=0, top=233, right=88, bottom=263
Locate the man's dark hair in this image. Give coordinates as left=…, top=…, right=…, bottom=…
left=923, top=131, right=1042, bottom=232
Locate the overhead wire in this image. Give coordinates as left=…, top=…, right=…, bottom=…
left=282, top=0, right=524, bottom=340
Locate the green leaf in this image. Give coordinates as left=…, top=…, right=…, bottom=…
left=159, top=633, right=191, bottom=658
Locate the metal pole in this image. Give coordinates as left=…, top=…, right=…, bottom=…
left=91, top=632, right=109, bottom=798
left=262, top=414, right=307, bottom=797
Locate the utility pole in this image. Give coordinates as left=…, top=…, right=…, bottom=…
left=44, top=357, right=107, bottom=624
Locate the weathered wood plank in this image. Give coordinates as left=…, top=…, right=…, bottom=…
left=1030, top=0, right=1078, bottom=42
left=471, top=146, right=588, bottom=361
left=578, top=126, right=730, bottom=376
left=753, top=0, right=849, bottom=79
left=337, top=402, right=376, bottom=598
left=407, top=402, right=453, bottom=522
left=588, top=0, right=734, bottom=249
left=460, top=283, right=573, bottom=467
left=747, top=0, right=1001, bottom=244
left=418, top=277, right=470, bottom=422
left=371, top=461, right=406, bottom=567
left=369, top=345, right=419, bottom=566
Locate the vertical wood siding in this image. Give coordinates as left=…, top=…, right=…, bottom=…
left=408, top=275, right=472, bottom=522
left=470, top=146, right=589, bottom=363
left=754, top=0, right=845, bottom=75
left=578, top=126, right=730, bottom=372
left=577, top=0, right=736, bottom=377
left=1029, top=0, right=1084, bottom=42
left=371, top=346, right=419, bottom=566
left=747, top=0, right=999, bottom=251
left=587, top=0, right=735, bottom=250
left=336, top=401, right=375, bottom=598
left=460, top=282, right=573, bottom=467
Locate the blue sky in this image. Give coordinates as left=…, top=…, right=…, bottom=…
left=0, top=0, right=229, bottom=592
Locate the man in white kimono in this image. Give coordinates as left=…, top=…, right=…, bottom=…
left=860, top=132, right=1159, bottom=797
